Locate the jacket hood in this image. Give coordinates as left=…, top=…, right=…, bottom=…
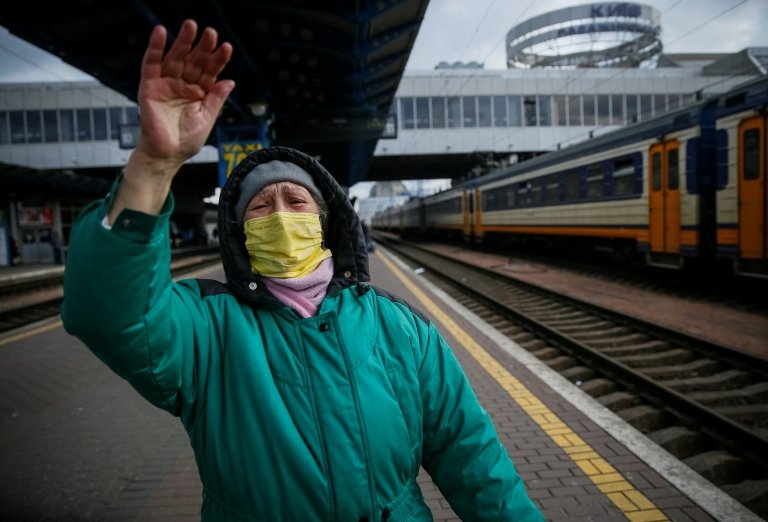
left=218, top=146, right=370, bottom=305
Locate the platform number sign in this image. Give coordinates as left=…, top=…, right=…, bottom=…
left=218, top=141, right=265, bottom=186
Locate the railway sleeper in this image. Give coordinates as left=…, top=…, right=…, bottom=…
left=722, top=479, right=768, bottom=520
left=596, top=391, right=639, bottom=411
left=552, top=321, right=623, bottom=335
left=684, top=450, right=747, bottom=486
left=640, top=358, right=725, bottom=380
left=686, top=382, right=768, bottom=407
left=530, top=347, right=560, bottom=360
left=616, top=404, right=671, bottom=432
left=598, top=340, right=669, bottom=355
left=712, top=403, right=768, bottom=428
left=584, top=335, right=660, bottom=349
left=663, top=368, right=754, bottom=392
left=543, top=355, right=577, bottom=371
left=578, top=378, right=619, bottom=397
left=560, top=366, right=597, bottom=383
left=612, top=348, right=696, bottom=368
left=527, top=308, right=590, bottom=321
left=646, top=425, right=706, bottom=459
left=543, top=315, right=597, bottom=327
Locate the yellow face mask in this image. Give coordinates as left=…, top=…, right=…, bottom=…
left=243, top=212, right=332, bottom=278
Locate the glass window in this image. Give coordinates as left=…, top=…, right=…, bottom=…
left=125, top=106, right=139, bottom=125
left=478, top=96, right=491, bottom=127
left=553, top=96, right=567, bottom=126
left=565, top=170, right=580, bottom=200
left=9, top=110, right=25, bottom=144
left=652, top=152, right=662, bottom=191
left=517, top=182, right=530, bottom=207
left=508, top=96, right=522, bottom=126
left=654, top=95, right=667, bottom=116
left=530, top=179, right=543, bottom=205
left=25, top=111, right=42, bottom=143
left=431, top=97, right=446, bottom=128
left=447, top=97, right=461, bottom=128
left=76, top=108, right=92, bottom=141
left=612, top=158, right=636, bottom=195
left=586, top=164, right=604, bottom=198
left=109, top=107, right=124, bottom=139
left=626, top=95, right=639, bottom=123
left=583, top=95, right=595, bottom=126
left=492, top=96, right=507, bottom=127
left=668, top=94, right=680, bottom=111
left=668, top=148, right=679, bottom=189
left=462, top=96, right=476, bottom=127
left=611, top=95, right=623, bottom=125
left=0, top=112, right=8, bottom=144
left=523, top=96, right=537, bottom=127
left=93, top=108, right=108, bottom=140
left=568, top=96, right=581, bottom=126
left=640, top=95, right=652, bottom=122
left=538, top=96, right=551, bottom=126
left=743, top=128, right=761, bottom=181
left=544, top=174, right=559, bottom=202
left=400, top=97, right=414, bottom=129
left=597, top=95, right=610, bottom=125
left=60, top=110, right=75, bottom=142
left=43, top=110, right=58, bottom=143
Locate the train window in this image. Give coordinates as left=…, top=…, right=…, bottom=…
left=612, top=158, right=636, bottom=195
left=478, top=96, right=492, bottom=127
left=652, top=152, right=662, bottom=191
left=568, top=96, right=581, bottom=126
left=517, top=182, right=530, bottom=207
left=544, top=175, right=559, bottom=202
left=553, top=96, right=566, bottom=126
left=463, top=97, right=477, bottom=128
left=667, top=149, right=680, bottom=189
left=531, top=180, right=543, bottom=205
left=400, top=98, right=415, bottom=129
left=586, top=164, right=604, bottom=198
left=493, top=96, right=508, bottom=127
left=565, top=170, right=580, bottom=200
left=655, top=95, right=667, bottom=116
left=743, top=128, right=761, bottom=181
left=109, top=107, right=124, bottom=140
left=415, top=97, right=430, bottom=129
left=583, top=95, right=596, bottom=126
left=509, top=96, right=522, bottom=126
left=640, top=95, right=652, bottom=121
left=447, top=97, right=461, bottom=128
left=431, top=97, right=446, bottom=128
left=506, top=186, right=516, bottom=207
left=93, top=108, right=108, bottom=140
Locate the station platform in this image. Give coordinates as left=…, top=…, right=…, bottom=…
left=0, top=248, right=754, bottom=521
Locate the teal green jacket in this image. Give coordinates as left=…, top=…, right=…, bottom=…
left=62, top=147, right=542, bottom=521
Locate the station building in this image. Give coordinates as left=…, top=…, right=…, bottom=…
left=2, top=2, right=767, bottom=265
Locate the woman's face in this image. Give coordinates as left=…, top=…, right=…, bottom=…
left=243, top=182, right=319, bottom=220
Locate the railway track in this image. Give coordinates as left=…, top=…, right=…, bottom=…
left=378, top=235, right=768, bottom=519
left=0, top=248, right=222, bottom=334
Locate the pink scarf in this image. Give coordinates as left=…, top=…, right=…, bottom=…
left=262, top=258, right=335, bottom=318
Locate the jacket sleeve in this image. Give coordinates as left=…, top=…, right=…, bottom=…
left=61, top=176, right=207, bottom=423
left=419, top=321, right=543, bottom=521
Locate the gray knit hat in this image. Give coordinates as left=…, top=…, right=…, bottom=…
left=234, top=160, right=325, bottom=218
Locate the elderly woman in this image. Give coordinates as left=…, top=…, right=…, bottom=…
left=62, top=19, right=542, bottom=521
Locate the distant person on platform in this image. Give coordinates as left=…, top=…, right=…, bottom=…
left=61, top=19, right=542, bottom=521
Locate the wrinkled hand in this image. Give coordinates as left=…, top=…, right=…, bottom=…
left=136, top=19, right=235, bottom=168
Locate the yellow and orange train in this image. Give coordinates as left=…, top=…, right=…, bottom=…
left=372, top=76, right=768, bottom=278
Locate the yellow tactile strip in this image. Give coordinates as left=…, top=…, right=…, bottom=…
left=379, top=252, right=669, bottom=522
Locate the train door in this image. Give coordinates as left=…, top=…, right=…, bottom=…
left=738, top=116, right=766, bottom=260
left=648, top=141, right=681, bottom=255
left=463, top=189, right=474, bottom=241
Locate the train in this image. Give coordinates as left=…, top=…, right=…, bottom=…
left=371, top=75, right=768, bottom=278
